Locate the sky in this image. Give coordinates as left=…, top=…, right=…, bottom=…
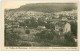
left=2, top=1, right=54, bottom=9
left=2, top=1, right=33, bottom=9
left=2, top=1, right=78, bottom=9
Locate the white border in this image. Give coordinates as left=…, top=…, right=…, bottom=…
left=0, top=0, right=80, bottom=56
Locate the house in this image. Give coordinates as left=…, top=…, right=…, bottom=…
left=37, top=26, right=46, bottom=31
left=55, top=22, right=71, bottom=34
left=61, top=17, right=68, bottom=21
left=29, top=29, right=39, bottom=34
left=63, top=22, right=71, bottom=33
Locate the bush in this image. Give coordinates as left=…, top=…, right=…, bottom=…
left=64, top=32, right=76, bottom=46
left=20, top=42, right=31, bottom=46
left=45, top=23, right=55, bottom=29
left=5, top=30, right=20, bottom=46
left=70, top=22, right=77, bottom=37
left=35, top=30, right=57, bottom=43
left=25, top=30, right=30, bottom=34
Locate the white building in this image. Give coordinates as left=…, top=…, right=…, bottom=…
left=37, top=26, right=46, bottom=31
left=63, top=22, right=71, bottom=33
left=55, top=22, right=71, bottom=34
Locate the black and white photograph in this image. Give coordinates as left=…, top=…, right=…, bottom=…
left=1, top=1, right=79, bottom=50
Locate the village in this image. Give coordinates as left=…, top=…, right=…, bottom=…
left=4, top=9, right=77, bottom=46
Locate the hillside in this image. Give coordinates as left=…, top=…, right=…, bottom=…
left=7, top=3, right=77, bottom=13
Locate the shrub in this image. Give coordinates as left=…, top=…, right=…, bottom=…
left=20, top=42, right=31, bottom=46
left=70, top=22, right=77, bottom=37
left=25, top=30, right=30, bottom=34
left=5, top=31, right=20, bottom=46
left=64, top=32, right=76, bottom=46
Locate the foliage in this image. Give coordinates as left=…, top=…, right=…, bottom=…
left=36, top=30, right=59, bottom=41
left=64, top=32, right=76, bottom=46
left=38, top=17, right=46, bottom=26
left=20, top=42, right=31, bottom=46
left=19, top=22, right=26, bottom=27
left=25, top=30, right=30, bottom=34
left=45, top=22, right=55, bottom=29
left=24, top=19, right=30, bottom=26
left=70, top=22, right=77, bottom=37
left=5, top=29, right=20, bottom=46
left=24, top=17, right=38, bottom=28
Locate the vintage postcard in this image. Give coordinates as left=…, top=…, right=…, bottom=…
left=1, top=1, right=79, bottom=50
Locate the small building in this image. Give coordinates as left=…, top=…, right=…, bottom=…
left=37, top=26, right=46, bottom=31
left=55, top=22, right=71, bottom=34
left=63, top=22, right=71, bottom=33
left=61, top=17, right=68, bottom=21
left=28, top=29, right=40, bottom=34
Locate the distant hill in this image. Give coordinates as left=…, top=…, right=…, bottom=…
left=14, top=3, right=77, bottom=13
